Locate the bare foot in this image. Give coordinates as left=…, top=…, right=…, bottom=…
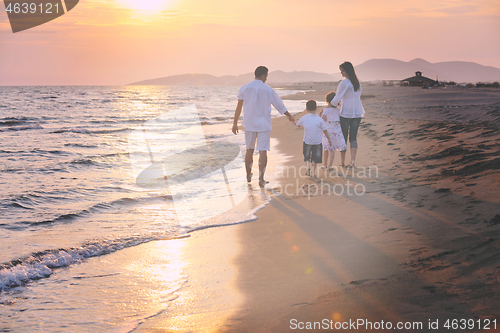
left=259, top=179, right=269, bottom=188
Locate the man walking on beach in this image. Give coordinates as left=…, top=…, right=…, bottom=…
left=232, top=66, right=295, bottom=187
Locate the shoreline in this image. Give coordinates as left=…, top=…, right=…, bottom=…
left=134, top=85, right=500, bottom=332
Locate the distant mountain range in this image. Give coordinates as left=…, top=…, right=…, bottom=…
left=355, top=58, right=500, bottom=83
left=128, top=70, right=338, bottom=86
left=128, top=59, right=500, bottom=85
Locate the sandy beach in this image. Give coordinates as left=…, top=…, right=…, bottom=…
left=133, top=85, right=500, bottom=332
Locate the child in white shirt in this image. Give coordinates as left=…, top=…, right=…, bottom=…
left=296, top=100, right=332, bottom=178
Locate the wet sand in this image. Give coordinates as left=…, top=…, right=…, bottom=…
left=134, top=85, right=500, bottom=332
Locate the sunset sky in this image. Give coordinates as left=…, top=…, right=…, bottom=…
left=0, top=0, right=499, bottom=85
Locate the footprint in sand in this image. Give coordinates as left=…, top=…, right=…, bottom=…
left=349, top=278, right=388, bottom=286
left=409, top=247, right=428, bottom=256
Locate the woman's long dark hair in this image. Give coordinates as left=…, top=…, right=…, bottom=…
left=340, top=61, right=360, bottom=92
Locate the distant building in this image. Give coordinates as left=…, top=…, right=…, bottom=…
left=401, top=71, right=437, bottom=87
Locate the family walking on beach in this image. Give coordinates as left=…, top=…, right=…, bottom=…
left=232, top=63, right=365, bottom=184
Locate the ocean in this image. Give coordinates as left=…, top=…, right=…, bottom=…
left=0, top=85, right=305, bottom=332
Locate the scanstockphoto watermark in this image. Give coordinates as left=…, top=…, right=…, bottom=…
left=290, top=318, right=498, bottom=331
left=290, top=318, right=424, bottom=331
left=128, top=104, right=248, bottom=226
left=272, top=165, right=379, bottom=199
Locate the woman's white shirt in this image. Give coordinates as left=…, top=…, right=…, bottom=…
left=330, top=79, right=365, bottom=118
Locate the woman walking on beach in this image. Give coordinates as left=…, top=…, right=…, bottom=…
left=330, top=61, right=365, bottom=167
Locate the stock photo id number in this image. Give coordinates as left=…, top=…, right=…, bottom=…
left=3, top=0, right=78, bottom=32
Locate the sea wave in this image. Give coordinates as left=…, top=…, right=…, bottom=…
left=92, top=127, right=133, bottom=134
left=28, top=148, right=70, bottom=155
left=65, top=152, right=130, bottom=166
left=0, top=116, right=40, bottom=126
left=50, top=128, right=93, bottom=134
left=0, top=198, right=266, bottom=292
left=50, top=127, right=132, bottom=134
left=0, top=124, right=43, bottom=132
left=1, top=194, right=174, bottom=230
left=0, top=120, right=26, bottom=127
left=0, top=235, right=169, bottom=291
left=0, top=192, right=269, bottom=292
left=63, top=143, right=99, bottom=148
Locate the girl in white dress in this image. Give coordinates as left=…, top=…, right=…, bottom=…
left=321, top=91, right=347, bottom=169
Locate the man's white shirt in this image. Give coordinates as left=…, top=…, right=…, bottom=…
left=237, top=79, right=288, bottom=132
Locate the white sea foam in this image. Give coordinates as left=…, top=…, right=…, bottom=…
left=0, top=236, right=156, bottom=291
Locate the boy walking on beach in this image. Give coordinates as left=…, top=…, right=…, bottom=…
left=232, top=66, right=295, bottom=187
left=296, top=100, right=332, bottom=178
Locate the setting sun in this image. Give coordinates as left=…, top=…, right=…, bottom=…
left=121, top=0, right=174, bottom=11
